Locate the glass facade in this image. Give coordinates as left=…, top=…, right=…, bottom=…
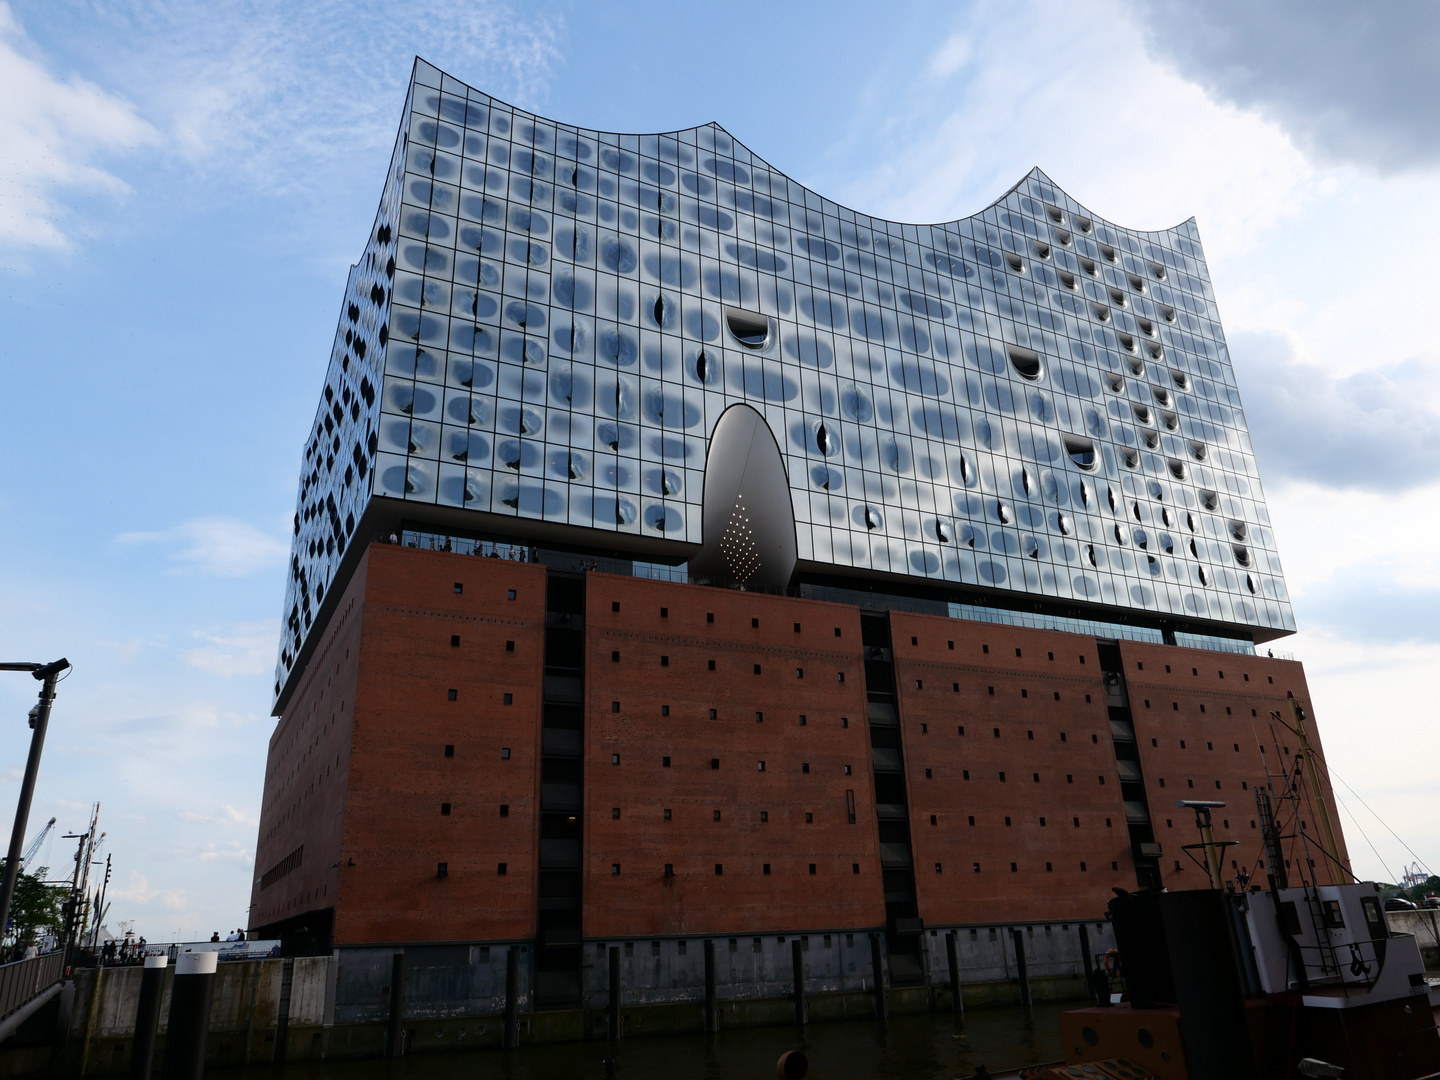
left=274, top=58, right=1293, bottom=704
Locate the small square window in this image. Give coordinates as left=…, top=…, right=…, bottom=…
left=844, top=764, right=852, bottom=775
left=924, top=768, right=933, bottom=778
left=611, top=753, right=620, bottom=765
left=805, top=812, right=813, bottom=823
left=967, top=815, right=975, bottom=825
left=500, top=804, right=509, bottom=817
left=711, top=758, right=720, bottom=770
left=796, top=668, right=804, bottom=678
left=763, top=863, right=771, bottom=875
left=834, top=627, right=842, bottom=637
left=505, top=640, right=515, bottom=652
left=921, top=723, right=928, bottom=733
left=1015, top=648, right=1022, bottom=657
left=661, top=705, right=670, bottom=716
left=715, top=863, right=723, bottom=876
left=501, top=747, right=511, bottom=760
left=915, top=679, right=923, bottom=689
left=852, top=864, right=860, bottom=874
left=440, top=803, right=451, bottom=815
left=496, top=862, right=506, bottom=875
left=664, top=864, right=674, bottom=877
left=611, top=807, right=620, bottom=820
left=707, top=612, right=714, bottom=623
left=809, top=863, right=817, bottom=875
left=837, top=672, right=845, bottom=682
left=929, top=814, right=937, bottom=825
left=663, top=808, right=672, bottom=821
left=612, top=701, right=620, bottom=713
left=935, top=862, right=942, bottom=873
left=798, top=714, right=806, bottom=725
left=450, top=635, right=460, bottom=647
left=660, top=607, right=668, bottom=618
left=841, top=717, right=849, bottom=728
left=1027, top=730, right=1034, bottom=740
left=612, top=601, right=620, bottom=611
left=713, top=810, right=721, bottom=821
left=962, top=769, right=970, bottom=780
left=611, top=651, right=620, bottom=662
left=452, top=582, right=464, bottom=595
left=958, top=725, right=965, bottom=735
left=663, top=756, right=671, bottom=767
left=988, top=686, right=995, bottom=696
left=1010, top=862, right=1018, bottom=872
left=1005, top=816, right=1012, bottom=826
left=447, top=688, right=458, bottom=701
left=983, top=644, right=990, bottom=653
left=709, top=708, right=717, bottom=719
left=503, top=693, right=513, bottom=705
left=612, top=864, right=621, bottom=875
left=708, top=659, right=716, bottom=670
left=444, top=744, right=454, bottom=758
left=948, top=640, right=954, bottom=650
left=757, top=760, right=765, bottom=771
left=751, top=618, right=759, bottom=628
left=1080, top=861, right=1088, bottom=871
left=753, top=664, right=762, bottom=674
left=794, top=622, right=802, bottom=633
left=506, top=589, right=516, bottom=600
left=660, top=655, right=669, bottom=666
left=802, top=762, right=810, bottom=774
left=760, top=810, right=768, bottom=822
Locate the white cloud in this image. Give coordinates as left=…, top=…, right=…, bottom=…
left=927, top=33, right=972, bottom=80
left=0, top=3, right=158, bottom=259
left=182, top=620, right=279, bottom=677
left=117, top=517, right=287, bottom=577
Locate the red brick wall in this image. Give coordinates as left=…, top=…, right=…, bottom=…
left=332, top=545, right=548, bottom=943
left=581, top=574, right=885, bottom=937
left=889, top=612, right=1135, bottom=924
left=1118, top=642, right=1351, bottom=888
left=250, top=555, right=369, bottom=931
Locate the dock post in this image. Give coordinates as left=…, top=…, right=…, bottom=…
left=129, top=955, right=167, bottom=1080
left=791, top=939, right=806, bottom=1026
left=384, top=952, right=405, bottom=1058
left=1011, top=929, right=1031, bottom=1009
left=607, top=946, right=621, bottom=1041
left=703, top=940, right=717, bottom=1033
left=945, top=932, right=963, bottom=1017
left=869, top=932, right=887, bottom=1020
left=504, top=946, right=520, bottom=1049
left=159, top=951, right=217, bottom=1080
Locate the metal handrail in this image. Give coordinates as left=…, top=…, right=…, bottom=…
left=0, top=952, right=64, bottom=1021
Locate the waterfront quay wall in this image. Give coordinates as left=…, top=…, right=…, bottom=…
left=27, top=920, right=1104, bottom=1072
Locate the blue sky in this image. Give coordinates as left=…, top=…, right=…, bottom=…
left=1, top=0, right=1437, bottom=938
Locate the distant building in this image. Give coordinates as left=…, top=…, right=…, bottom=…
left=251, top=59, right=1344, bottom=1014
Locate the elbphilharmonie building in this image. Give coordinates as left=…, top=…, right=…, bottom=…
left=252, top=60, right=1337, bottom=1027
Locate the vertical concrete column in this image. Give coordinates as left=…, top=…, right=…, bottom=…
left=606, top=946, right=620, bottom=1041
left=944, top=932, right=963, bottom=1018
left=159, top=952, right=217, bottom=1080
left=869, top=933, right=887, bottom=1020
left=384, top=952, right=405, bottom=1059
left=791, top=939, right=806, bottom=1026
left=129, top=955, right=167, bottom=1080
left=1010, top=929, right=1031, bottom=1009
left=703, top=940, right=717, bottom=1034
left=504, top=946, right=521, bottom=1049
left=1078, top=923, right=1096, bottom=1004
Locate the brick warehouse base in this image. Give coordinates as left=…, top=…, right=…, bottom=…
left=251, top=543, right=1348, bottom=1006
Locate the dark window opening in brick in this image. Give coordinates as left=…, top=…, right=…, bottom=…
left=660, top=607, right=668, bottom=618
left=715, top=864, right=723, bottom=876
left=612, top=601, right=620, bottom=611
left=503, top=693, right=513, bottom=704
left=450, top=635, right=460, bottom=647
left=440, top=803, right=451, bottom=816
left=611, top=807, right=620, bottom=820
left=753, top=664, right=762, bottom=675
left=708, top=659, right=716, bottom=670
left=763, top=864, right=771, bottom=875
left=660, top=655, right=669, bottom=666
left=444, top=744, right=455, bottom=757
left=507, top=589, right=516, bottom=600
left=501, top=747, right=511, bottom=760
left=663, top=756, right=671, bottom=767
left=500, top=804, right=509, bottom=817
left=794, top=623, right=802, bottom=633
left=661, top=705, right=669, bottom=716
left=707, top=612, right=714, bottom=623
left=751, top=618, right=759, bottom=628
left=453, top=583, right=463, bottom=595
left=612, top=701, right=620, bottom=712
left=664, top=864, right=673, bottom=877
left=711, top=758, right=720, bottom=770
left=709, top=708, right=717, bottom=719
left=834, top=627, right=842, bottom=637
left=802, top=762, right=810, bottom=773
left=447, top=688, right=458, bottom=701
left=438, top=862, right=449, bottom=877
left=809, top=863, right=817, bottom=875
left=611, top=651, right=620, bottom=662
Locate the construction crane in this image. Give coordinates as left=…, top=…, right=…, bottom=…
left=20, top=817, right=55, bottom=872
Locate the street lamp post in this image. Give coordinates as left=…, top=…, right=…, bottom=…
left=0, top=659, right=70, bottom=948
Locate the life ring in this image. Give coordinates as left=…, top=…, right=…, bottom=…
left=1102, top=949, right=1121, bottom=976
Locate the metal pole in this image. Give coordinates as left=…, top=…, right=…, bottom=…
left=384, top=952, right=405, bottom=1058
left=607, top=946, right=621, bottom=1040
left=129, top=955, right=167, bottom=1080
left=869, top=932, right=887, bottom=1020
left=945, top=931, right=962, bottom=1017
left=791, top=938, right=806, bottom=1026
left=160, top=952, right=217, bottom=1080
left=703, top=939, right=717, bottom=1033
left=0, top=660, right=68, bottom=946
left=1011, top=929, right=1031, bottom=1009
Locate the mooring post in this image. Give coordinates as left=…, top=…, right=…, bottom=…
left=607, top=946, right=621, bottom=1041
left=1011, top=928, right=1031, bottom=1009
left=869, top=932, right=887, bottom=1020
left=159, top=952, right=216, bottom=1080
left=703, top=939, right=717, bottom=1033
left=504, top=945, right=520, bottom=1049
left=791, top=938, right=806, bottom=1026
left=129, top=955, right=167, bottom=1080
left=945, top=931, right=963, bottom=1017
left=384, top=951, right=405, bottom=1058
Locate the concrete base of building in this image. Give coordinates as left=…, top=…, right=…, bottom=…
left=14, top=960, right=1088, bottom=1075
